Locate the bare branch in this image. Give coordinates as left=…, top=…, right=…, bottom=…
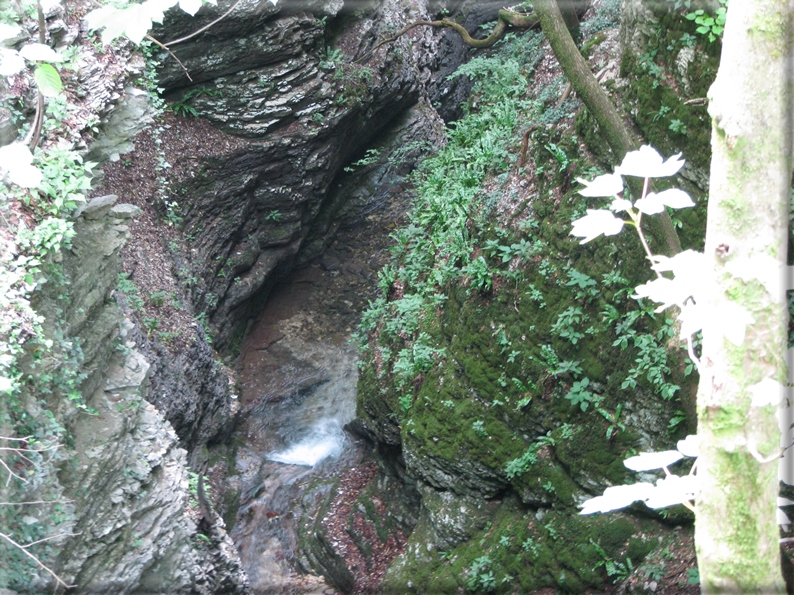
left=165, top=0, right=246, bottom=47
left=20, top=531, right=80, bottom=549
left=0, top=444, right=59, bottom=453
left=358, top=10, right=539, bottom=64
left=0, top=531, right=75, bottom=589
left=0, top=457, right=28, bottom=485
left=0, top=499, right=73, bottom=506
left=145, top=35, right=193, bottom=82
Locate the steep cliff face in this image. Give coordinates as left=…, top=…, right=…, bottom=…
left=145, top=0, right=458, bottom=351
left=55, top=199, right=247, bottom=593
left=0, top=194, right=248, bottom=592
left=0, top=2, right=246, bottom=591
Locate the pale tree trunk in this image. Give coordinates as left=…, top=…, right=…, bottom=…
left=696, top=0, right=793, bottom=592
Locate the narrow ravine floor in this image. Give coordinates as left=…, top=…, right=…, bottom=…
left=225, top=185, right=411, bottom=594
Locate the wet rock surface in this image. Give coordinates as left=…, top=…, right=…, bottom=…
left=222, top=143, right=419, bottom=593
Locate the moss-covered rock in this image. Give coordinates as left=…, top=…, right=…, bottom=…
left=353, top=4, right=713, bottom=591
left=383, top=495, right=657, bottom=593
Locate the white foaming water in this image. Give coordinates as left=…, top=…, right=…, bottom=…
left=268, top=418, right=346, bottom=466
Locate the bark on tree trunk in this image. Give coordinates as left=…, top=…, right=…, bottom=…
left=530, top=0, right=682, bottom=256
left=695, top=0, right=793, bottom=591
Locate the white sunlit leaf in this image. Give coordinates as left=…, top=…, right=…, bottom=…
left=635, top=194, right=665, bottom=215
left=87, top=0, right=173, bottom=45
left=570, top=209, right=624, bottom=244
left=19, top=42, right=63, bottom=63
left=678, top=302, right=704, bottom=338
left=655, top=188, right=694, bottom=209
left=0, top=48, right=25, bottom=76
left=624, top=450, right=683, bottom=471
left=579, top=482, right=654, bottom=515
left=725, top=254, right=784, bottom=300
left=179, top=0, right=203, bottom=16
left=86, top=5, right=128, bottom=44
left=651, top=249, right=704, bottom=279
left=122, top=3, right=162, bottom=43
left=0, top=143, right=42, bottom=189
left=717, top=301, right=754, bottom=346
left=0, top=376, right=13, bottom=393
left=650, top=250, right=708, bottom=303
left=616, top=145, right=685, bottom=178
left=633, top=277, right=690, bottom=312
left=145, top=0, right=180, bottom=17
left=778, top=508, right=791, bottom=525
left=645, top=474, right=696, bottom=509
left=8, top=162, right=44, bottom=189
left=610, top=198, right=632, bottom=212
left=747, top=378, right=783, bottom=408
left=781, top=444, right=794, bottom=486
left=577, top=172, right=623, bottom=198
left=677, top=434, right=699, bottom=458
left=0, top=23, right=20, bottom=43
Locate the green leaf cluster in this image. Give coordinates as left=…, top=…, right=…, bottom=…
left=685, top=0, right=727, bottom=43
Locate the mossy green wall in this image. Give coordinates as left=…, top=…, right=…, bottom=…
left=354, top=2, right=719, bottom=591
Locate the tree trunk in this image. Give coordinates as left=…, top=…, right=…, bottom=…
left=695, top=0, right=793, bottom=591
left=530, top=0, right=682, bottom=256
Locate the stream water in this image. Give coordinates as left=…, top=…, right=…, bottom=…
left=226, top=195, right=405, bottom=594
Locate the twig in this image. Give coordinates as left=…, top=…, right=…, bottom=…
left=0, top=531, right=75, bottom=589
left=555, top=82, right=572, bottom=107
left=747, top=438, right=782, bottom=464
left=0, top=443, right=59, bottom=452
left=145, top=35, right=192, bottom=82
left=0, top=438, right=60, bottom=485
left=0, top=457, right=28, bottom=485
left=27, top=0, right=46, bottom=151
left=628, top=177, right=663, bottom=280
left=0, top=498, right=73, bottom=506
left=164, top=0, right=246, bottom=47
left=19, top=531, right=80, bottom=549
left=631, top=212, right=662, bottom=280
left=357, top=10, right=539, bottom=64
left=518, top=124, right=539, bottom=167
left=356, top=20, right=435, bottom=63
left=685, top=317, right=701, bottom=371
left=554, top=67, right=605, bottom=109
left=26, top=90, right=44, bottom=152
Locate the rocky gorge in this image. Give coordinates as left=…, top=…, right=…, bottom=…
left=0, top=0, right=760, bottom=593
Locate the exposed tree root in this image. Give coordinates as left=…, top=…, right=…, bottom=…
left=358, top=9, right=540, bottom=63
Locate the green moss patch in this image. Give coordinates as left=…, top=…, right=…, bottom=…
left=383, top=499, right=657, bottom=593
